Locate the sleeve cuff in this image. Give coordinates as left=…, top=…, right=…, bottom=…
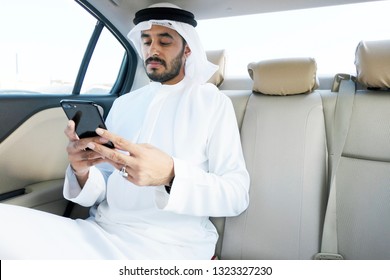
left=63, top=165, right=106, bottom=207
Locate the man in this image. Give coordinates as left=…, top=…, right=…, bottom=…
left=0, top=3, right=249, bottom=259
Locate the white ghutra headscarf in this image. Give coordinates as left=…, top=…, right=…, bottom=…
left=127, top=3, right=218, bottom=84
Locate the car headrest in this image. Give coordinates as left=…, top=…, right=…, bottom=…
left=248, top=57, right=318, bottom=95
left=206, top=49, right=226, bottom=87
left=355, top=40, right=390, bottom=89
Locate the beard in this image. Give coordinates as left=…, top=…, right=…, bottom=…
left=144, top=48, right=185, bottom=83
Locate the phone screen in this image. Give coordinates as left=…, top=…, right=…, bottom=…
left=60, top=99, right=114, bottom=148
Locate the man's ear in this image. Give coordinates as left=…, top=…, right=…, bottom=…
left=184, top=44, right=192, bottom=58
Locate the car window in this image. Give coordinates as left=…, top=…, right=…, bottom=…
left=197, top=0, right=390, bottom=77
left=0, top=0, right=124, bottom=94
left=80, top=27, right=125, bottom=94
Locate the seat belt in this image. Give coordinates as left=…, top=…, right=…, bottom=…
left=63, top=201, right=75, bottom=218
left=315, top=74, right=356, bottom=260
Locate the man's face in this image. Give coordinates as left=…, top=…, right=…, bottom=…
left=141, top=25, right=191, bottom=85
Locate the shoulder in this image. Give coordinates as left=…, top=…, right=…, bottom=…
left=195, top=82, right=230, bottom=103
left=198, top=82, right=219, bottom=94
left=198, top=83, right=233, bottom=112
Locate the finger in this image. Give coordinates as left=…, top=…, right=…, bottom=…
left=68, top=138, right=95, bottom=153
left=67, top=148, right=105, bottom=175
left=80, top=149, right=106, bottom=161
left=86, top=157, right=106, bottom=167
left=111, top=162, right=137, bottom=184
left=95, top=128, right=139, bottom=155
left=87, top=142, right=136, bottom=167
left=64, top=120, right=79, bottom=141
left=68, top=158, right=101, bottom=173
left=105, top=159, right=126, bottom=173
left=67, top=148, right=104, bottom=164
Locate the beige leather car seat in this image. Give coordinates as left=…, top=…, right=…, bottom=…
left=319, top=39, right=390, bottom=259
left=206, top=49, right=226, bottom=87
left=221, top=57, right=328, bottom=259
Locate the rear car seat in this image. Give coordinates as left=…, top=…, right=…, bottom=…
left=206, top=49, right=226, bottom=87
left=221, top=58, right=328, bottom=259
left=318, top=39, right=390, bottom=259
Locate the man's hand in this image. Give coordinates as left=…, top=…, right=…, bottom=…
left=87, top=128, right=174, bottom=187
left=64, top=120, right=106, bottom=186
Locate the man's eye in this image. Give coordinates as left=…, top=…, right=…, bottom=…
left=142, top=41, right=151, bottom=46
left=160, top=41, right=172, bottom=46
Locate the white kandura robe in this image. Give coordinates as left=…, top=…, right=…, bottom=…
left=0, top=76, right=249, bottom=259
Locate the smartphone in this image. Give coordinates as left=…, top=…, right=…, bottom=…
left=60, top=99, right=114, bottom=148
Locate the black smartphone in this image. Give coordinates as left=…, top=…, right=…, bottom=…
left=60, top=99, right=114, bottom=148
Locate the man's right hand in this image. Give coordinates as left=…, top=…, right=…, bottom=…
left=64, top=120, right=106, bottom=186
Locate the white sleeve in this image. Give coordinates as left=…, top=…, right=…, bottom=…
left=158, top=96, right=250, bottom=217
left=63, top=165, right=106, bottom=207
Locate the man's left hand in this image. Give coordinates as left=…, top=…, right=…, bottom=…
left=87, top=128, right=175, bottom=187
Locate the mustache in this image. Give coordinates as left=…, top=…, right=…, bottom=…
left=145, top=57, right=167, bottom=67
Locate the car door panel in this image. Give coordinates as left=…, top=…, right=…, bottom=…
left=0, top=95, right=115, bottom=215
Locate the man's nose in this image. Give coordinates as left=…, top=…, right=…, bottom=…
left=149, top=42, right=160, bottom=57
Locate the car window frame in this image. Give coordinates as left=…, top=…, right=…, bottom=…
left=75, top=0, right=138, bottom=96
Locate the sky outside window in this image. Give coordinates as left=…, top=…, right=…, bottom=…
left=197, top=0, right=390, bottom=77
